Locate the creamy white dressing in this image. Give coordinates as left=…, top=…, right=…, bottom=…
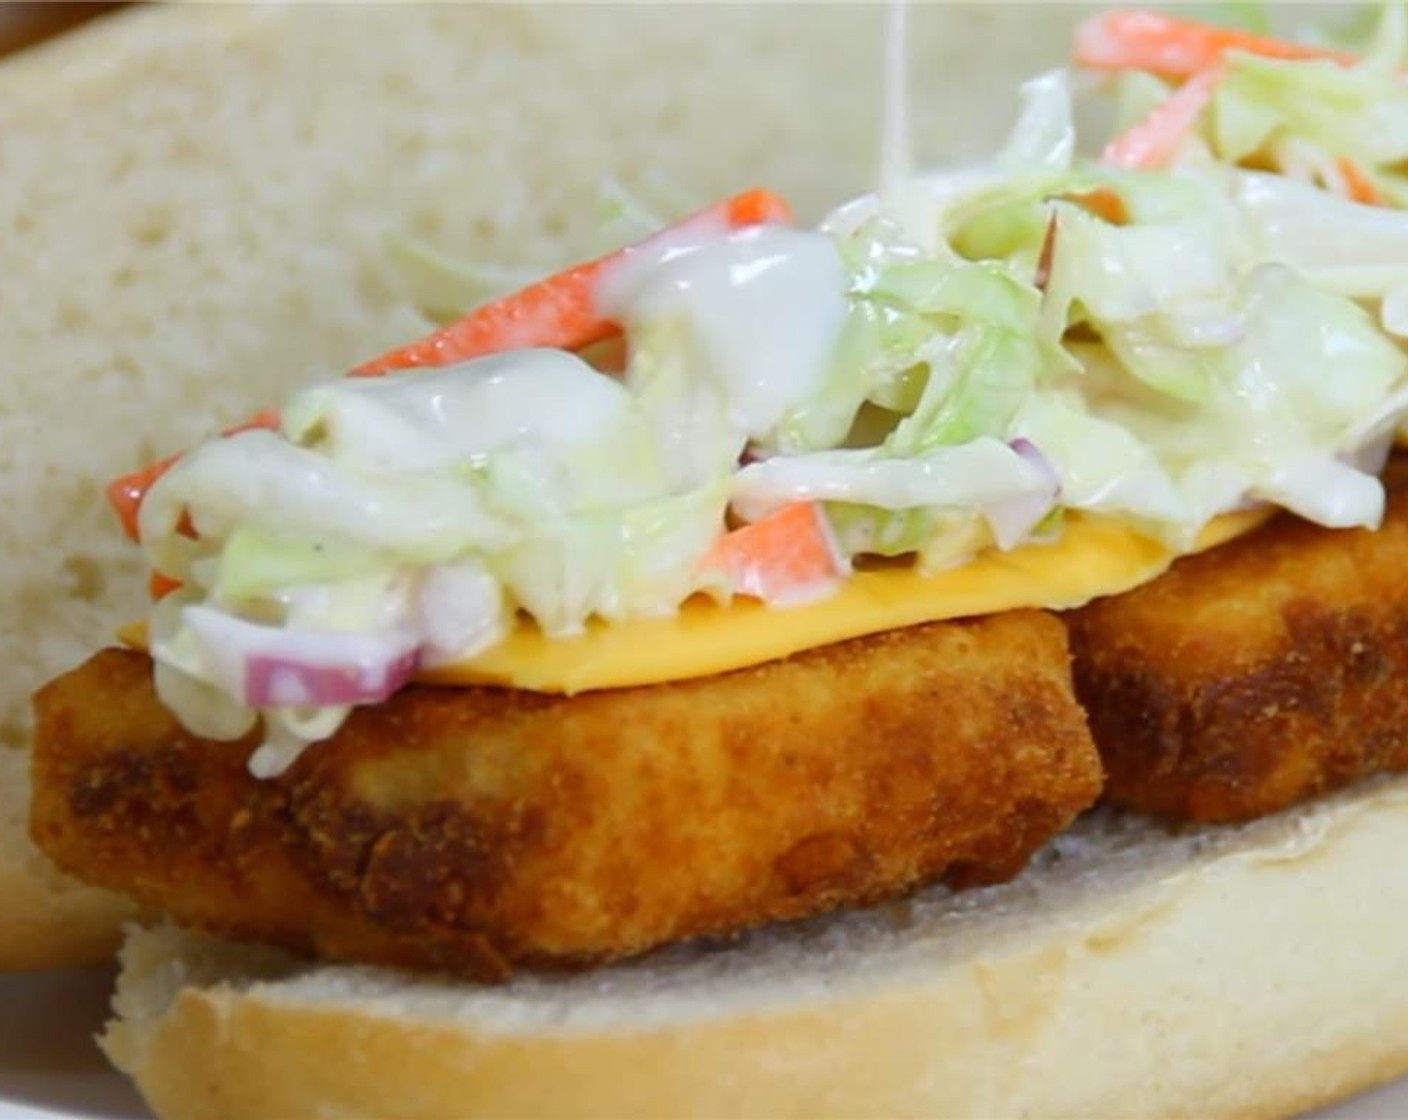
left=879, top=0, right=913, bottom=200
left=730, top=438, right=1052, bottom=522
left=284, top=349, right=664, bottom=511
left=139, top=431, right=515, bottom=572
left=599, top=224, right=850, bottom=441
left=416, top=557, right=508, bottom=663
left=151, top=224, right=862, bottom=771
left=287, top=350, right=637, bottom=468
left=141, top=14, right=1408, bottom=776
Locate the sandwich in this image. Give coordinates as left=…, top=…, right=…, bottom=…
left=14, top=3, right=1408, bottom=1117
left=0, top=0, right=1050, bottom=971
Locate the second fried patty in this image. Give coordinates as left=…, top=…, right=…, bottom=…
left=1069, top=456, right=1408, bottom=823
left=31, top=608, right=1100, bottom=978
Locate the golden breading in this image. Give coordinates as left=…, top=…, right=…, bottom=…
left=1067, top=456, right=1408, bottom=824
left=31, top=610, right=1099, bottom=979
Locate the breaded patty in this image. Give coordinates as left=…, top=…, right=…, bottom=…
left=1068, top=456, right=1408, bottom=823
left=31, top=610, right=1099, bottom=978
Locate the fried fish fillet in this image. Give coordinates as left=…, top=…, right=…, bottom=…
left=31, top=609, right=1099, bottom=978
left=1068, top=456, right=1408, bottom=823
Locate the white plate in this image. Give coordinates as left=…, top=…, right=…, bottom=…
left=1, top=968, right=1406, bottom=1119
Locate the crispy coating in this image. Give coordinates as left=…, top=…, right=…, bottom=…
left=1068, top=456, right=1408, bottom=824
left=31, top=610, right=1099, bottom=978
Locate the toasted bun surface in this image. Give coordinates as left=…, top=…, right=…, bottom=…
left=104, top=776, right=1408, bottom=1120
left=0, top=2, right=1087, bottom=968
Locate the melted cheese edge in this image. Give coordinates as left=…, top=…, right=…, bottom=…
left=120, top=510, right=1270, bottom=695
left=429, top=510, right=1269, bottom=692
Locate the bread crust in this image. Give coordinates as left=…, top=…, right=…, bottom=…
left=101, top=779, right=1408, bottom=1120
left=32, top=612, right=1100, bottom=977
left=1068, top=456, right=1408, bottom=822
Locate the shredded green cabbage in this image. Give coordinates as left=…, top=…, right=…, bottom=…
left=139, top=19, right=1408, bottom=768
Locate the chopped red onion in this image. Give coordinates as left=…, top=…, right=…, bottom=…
left=985, top=439, right=1062, bottom=550
left=1008, top=437, right=1061, bottom=491
left=245, top=647, right=420, bottom=709
left=179, top=604, right=423, bottom=710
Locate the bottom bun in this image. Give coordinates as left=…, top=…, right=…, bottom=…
left=103, top=776, right=1408, bottom=1120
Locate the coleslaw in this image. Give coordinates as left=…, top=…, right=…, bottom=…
left=119, top=6, right=1408, bottom=775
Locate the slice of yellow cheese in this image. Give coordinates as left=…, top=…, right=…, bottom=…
left=425, top=509, right=1270, bottom=692
left=120, top=509, right=1271, bottom=695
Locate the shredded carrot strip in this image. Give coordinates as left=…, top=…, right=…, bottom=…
left=108, top=409, right=280, bottom=542
left=1034, top=214, right=1060, bottom=293
left=149, top=572, right=183, bottom=600
left=352, top=188, right=794, bottom=376
left=1075, top=9, right=1355, bottom=81
left=108, top=189, right=795, bottom=552
left=1337, top=156, right=1387, bottom=206
left=1101, top=67, right=1222, bottom=170
left=701, top=501, right=845, bottom=603
left=1059, top=185, right=1130, bottom=225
